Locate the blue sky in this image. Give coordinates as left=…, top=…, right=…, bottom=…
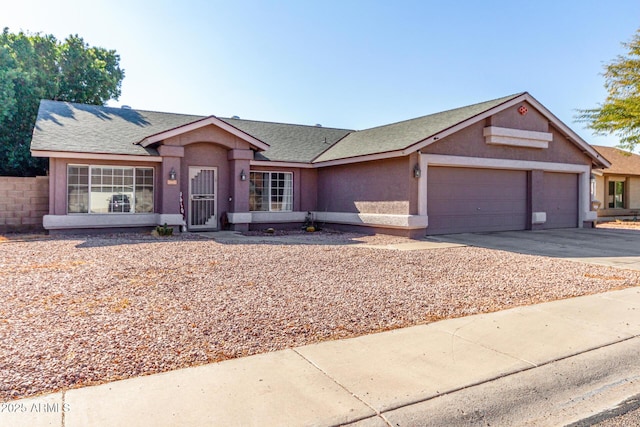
left=5, top=0, right=640, bottom=147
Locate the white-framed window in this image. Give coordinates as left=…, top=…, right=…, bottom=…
left=608, top=179, right=625, bottom=209
left=67, top=165, right=154, bottom=214
left=249, top=171, right=293, bottom=212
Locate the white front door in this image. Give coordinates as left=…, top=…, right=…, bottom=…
left=189, top=167, right=217, bottom=229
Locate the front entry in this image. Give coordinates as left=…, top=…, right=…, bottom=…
left=189, top=167, right=218, bottom=230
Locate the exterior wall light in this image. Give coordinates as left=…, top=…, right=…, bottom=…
left=240, top=169, right=247, bottom=181
left=169, top=167, right=177, bottom=181
left=413, top=164, right=421, bottom=178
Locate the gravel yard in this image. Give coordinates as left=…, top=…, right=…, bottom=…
left=2, top=230, right=640, bottom=401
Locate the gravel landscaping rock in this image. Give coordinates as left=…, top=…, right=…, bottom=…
left=1, top=231, right=640, bottom=401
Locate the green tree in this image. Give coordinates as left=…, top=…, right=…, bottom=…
left=577, top=29, right=640, bottom=152
left=0, top=28, right=124, bottom=176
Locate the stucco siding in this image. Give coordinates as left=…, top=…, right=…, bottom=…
left=423, top=110, right=591, bottom=167
left=488, top=101, right=549, bottom=133
left=317, top=157, right=412, bottom=214
left=299, top=168, right=318, bottom=211
left=595, top=175, right=605, bottom=208
left=629, top=177, right=640, bottom=209
left=164, top=124, right=253, bottom=150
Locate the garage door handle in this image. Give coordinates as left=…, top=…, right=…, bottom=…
left=477, top=207, right=481, bottom=210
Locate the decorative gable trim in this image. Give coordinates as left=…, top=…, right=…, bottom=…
left=402, top=93, right=610, bottom=169
left=483, top=126, right=552, bottom=149
left=137, top=116, right=270, bottom=151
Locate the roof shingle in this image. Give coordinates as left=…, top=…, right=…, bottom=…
left=31, top=100, right=204, bottom=156
left=220, top=118, right=352, bottom=162
left=312, top=93, right=524, bottom=163
left=592, top=145, right=640, bottom=175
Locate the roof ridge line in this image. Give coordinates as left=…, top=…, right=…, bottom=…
left=40, top=99, right=208, bottom=119
left=221, top=116, right=355, bottom=132
left=353, top=92, right=526, bottom=133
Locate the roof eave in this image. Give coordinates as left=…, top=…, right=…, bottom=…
left=397, top=93, right=611, bottom=169
left=137, top=116, right=270, bottom=151
left=520, top=94, right=611, bottom=169
left=31, top=149, right=163, bottom=162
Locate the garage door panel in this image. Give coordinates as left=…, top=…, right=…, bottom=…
left=542, top=172, right=578, bottom=229
left=427, top=167, right=528, bottom=235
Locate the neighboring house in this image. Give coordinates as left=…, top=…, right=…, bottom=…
left=30, top=92, right=610, bottom=237
left=592, top=145, right=640, bottom=220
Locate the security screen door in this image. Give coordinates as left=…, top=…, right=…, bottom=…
left=189, top=167, right=217, bottom=229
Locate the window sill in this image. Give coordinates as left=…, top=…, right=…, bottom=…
left=43, top=213, right=185, bottom=229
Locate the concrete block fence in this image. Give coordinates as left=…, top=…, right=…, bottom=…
left=0, top=176, right=48, bottom=233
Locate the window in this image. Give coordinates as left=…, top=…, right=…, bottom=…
left=68, top=166, right=89, bottom=213
left=608, top=180, right=625, bottom=209
left=67, top=165, right=154, bottom=214
left=249, top=171, right=293, bottom=211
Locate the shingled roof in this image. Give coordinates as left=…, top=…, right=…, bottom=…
left=30, top=100, right=352, bottom=162
left=592, top=145, right=640, bottom=175
left=220, top=118, right=352, bottom=162
left=32, top=93, right=606, bottom=167
left=312, top=93, right=524, bottom=162
left=31, top=100, right=204, bottom=156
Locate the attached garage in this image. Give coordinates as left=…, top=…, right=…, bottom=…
left=542, top=172, right=578, bottom=229
left=426, top=167, right=528, bottom=235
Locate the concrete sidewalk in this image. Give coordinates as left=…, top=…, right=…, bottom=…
left=5, top=288, right=640, bottom=427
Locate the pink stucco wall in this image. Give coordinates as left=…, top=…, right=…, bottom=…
left=488, top=101, right=549, bottom=133
left=317, top=156, right=413, bottom=214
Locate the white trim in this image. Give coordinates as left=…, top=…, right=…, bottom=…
left=43, top=213, right=165, bottom=229
left=138, top=116, right=270, bottom=151
left=584, top=211, right=598, bottom=221
left=483, top=126, right=552, bottom=149
left=226, top=210, right=429, bottom=229
left=31, top=150, right=162, bottom=162
left=418, top=153, right=427, bottom=216
left=249, top=211, right=308, bottom=223
left=227, top=212, right=252, bottom=223
left=314, top=212, right=429, bottom=229
left=250, top=160, right=315, bottom=169
left=423, top=154, right=591, bottom=173
left=579, top=171, right=589, bottom=225
left=158, top=214, right=187, bottom=226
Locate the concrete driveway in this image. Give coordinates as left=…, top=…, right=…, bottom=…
left=430, top=228, right=640, bottom=270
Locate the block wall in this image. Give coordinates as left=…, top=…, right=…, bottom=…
left=0, top=176, right=49, bottom=233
